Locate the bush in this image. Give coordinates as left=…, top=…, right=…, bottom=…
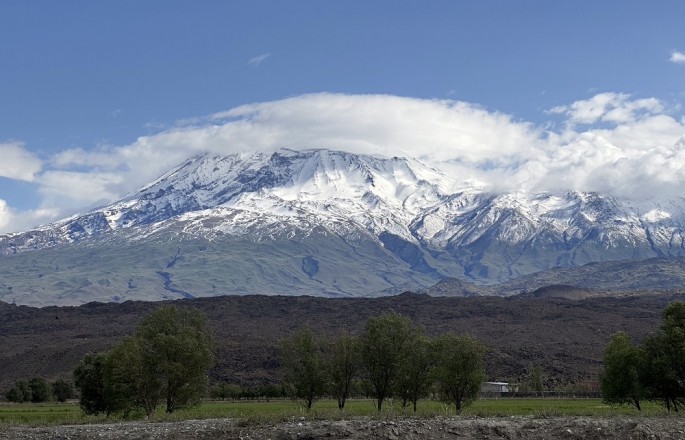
left=5, top=380, right=31, bottom=403
left=52, top=379, right=75, bottom=402
left=73, top=352, right=110, bottom=415
left=5, top=378, right=53, bottom=403
left=28, top=377, right=52, bottom=403
left=209, top=382, right=243, bottom=400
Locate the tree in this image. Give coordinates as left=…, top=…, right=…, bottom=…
left=209, top=382, right=243, bottom=400
left=661, top=301, right=685, bottom=333
left=73, top=352, right=110, bottom=415
left=28, top=377, right=52, bottom=403
left=104, top=304, right=215, bottom=416
left=5, top=380, right=31, bottom=403
left=529, top=364, right=545, bottom=396
left=394, top=330, right=433, bottom=412
left=52, top=379, right=75, bottom=403
left=279, top=324, right=328, bottom=410
left=599, top=301, right=685, bottom=413
left=360, top=311, right=414, bottom=412
left=639, top=301, right=685, bottom=412
left=5, top=378, right=53, bottom=403
left=433, top=333, right=486, bottom=412
left=328, top=331, right=360, bottom=410
left=600, top=331, right=645, bottom=411
left=642, top=332, right=684, bottom=412
left=660, top=301, right=685, bottom=395
left=103, top=336, right=162, bottom=417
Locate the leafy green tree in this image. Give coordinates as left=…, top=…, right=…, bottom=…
left=600, top=331, right=646, bottom=411
left=104, top=305, right=215, bottom=416
left=5, top=380, right=31, bottom=403
left=258, top=383, right=286, bottom=399
left=28, top=377, right=52, bottom=403
left=433, top=333, right=486, bottom=412
left=601, top=301, right=685, bottom=413
left=660, top=301, right=685, bottom=395
left=529, top=364, right=544, bottom=396
left=661, top=301, right=685, bottom=333
left=642, top=332, right=684, bottom=412
left=52, top=379, right=75, bottom=402
left=394, top=330, right=433, bottom=412
left=73, top=352, right=110, bottom=415
left=359, top=311, right=414, bottom=412
left=225, top=384, right=243, bottom=400
left=328, top=331, right=360, bottom=410
left=103, top=336, right=162, bottom=417
left=210, top=382, right=243, bottom=400
left=279, top=324, right=328, bottom=410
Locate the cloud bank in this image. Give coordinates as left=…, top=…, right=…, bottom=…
left=1, top=92, right=685, bottom=233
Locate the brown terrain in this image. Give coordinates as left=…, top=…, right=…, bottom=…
left=3, top=415, right=685, bottom=439
left=1, top=288, right=683, bottom=392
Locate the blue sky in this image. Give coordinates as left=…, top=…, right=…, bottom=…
left=1, top=1, right=684, bottom=233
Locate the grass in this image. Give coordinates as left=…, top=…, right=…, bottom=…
left=0, top=397, right=673, bottom=428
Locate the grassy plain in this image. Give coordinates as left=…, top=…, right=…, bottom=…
left=0, top=398, right=671, bottom=427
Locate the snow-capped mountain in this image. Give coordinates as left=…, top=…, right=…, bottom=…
left=0, top=149, right=456, bottom=249
left=2, top=148, right=685, bottom=306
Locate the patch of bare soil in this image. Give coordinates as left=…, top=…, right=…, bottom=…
left=2, top=416, right=685, bottom=440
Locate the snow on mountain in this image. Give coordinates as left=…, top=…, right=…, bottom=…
left=0, top=149, right=462, bottom=250
left=3, top=148, right=685, bottom=305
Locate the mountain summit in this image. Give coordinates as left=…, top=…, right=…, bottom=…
left=2, top=148, right=685, bottom=306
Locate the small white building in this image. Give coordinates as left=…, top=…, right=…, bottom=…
left=480, top=382, right=514, bottom=394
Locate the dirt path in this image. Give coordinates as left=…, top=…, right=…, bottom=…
left=2, top=416, right=685, bottom=440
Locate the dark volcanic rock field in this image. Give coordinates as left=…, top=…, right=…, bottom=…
left=0, top=292, right=682, bottom=391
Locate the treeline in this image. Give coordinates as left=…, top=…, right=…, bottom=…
left=5, top=377, right=74, bottom=403
left=278, top=310, right=487, bottom=412
left=601, top=300, right=685, bottom=412
left=3, top=307, right=488, bottom=415
left=209, top=382, right=286, bottom=400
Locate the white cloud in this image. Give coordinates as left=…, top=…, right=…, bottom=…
left=51, top=92, right=685, bottom=200
left=247, top=53, right=271, bottom=66
left=0, top=141, right=42, bottom=181
left=0, top=199, right=10, bottom=232
left=548, top=92, right=663, bottom=125
left=3, top=92, right=685, bottom=234
left=37, top=171, right=126, bottom=203
left=670, top=50, right=685, bottom=64
left=0, top=198, right=61, bottom=235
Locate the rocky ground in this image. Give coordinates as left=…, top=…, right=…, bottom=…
left=3, top=292, right=684, bottom=391
left=2, top=416, right=685, bottom=440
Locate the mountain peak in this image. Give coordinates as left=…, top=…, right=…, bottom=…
left=4, top=148, right=685, bottom=306
left=109, top=148, right=455, bottom=232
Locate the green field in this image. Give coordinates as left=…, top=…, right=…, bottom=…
left=0, top=397, right=673, bottom=427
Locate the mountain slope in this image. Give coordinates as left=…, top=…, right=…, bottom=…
left=3, top=148, right=685, bottom=306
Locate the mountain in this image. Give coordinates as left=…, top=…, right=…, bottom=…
left=421, top=257, right=685, bottom=298
left=2, top=148, right=685, bottom=306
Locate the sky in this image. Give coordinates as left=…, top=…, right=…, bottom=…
left=0, top=1, right=684, bottom=234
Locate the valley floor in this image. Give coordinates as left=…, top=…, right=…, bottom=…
left=2, top=415, right=685, bottom=439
